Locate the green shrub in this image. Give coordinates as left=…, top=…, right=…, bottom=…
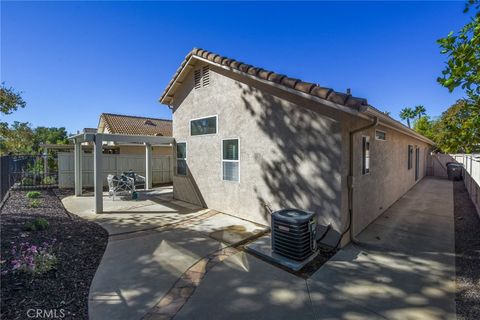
left=42, top=176, right=56, bottom=185
left=29, top=199, right=41, bottom=208
left=26, top=191, right=41, bottom=199
left=25, top=218, right=49, bottom=231
left=21, top=177, right=33, bottom=186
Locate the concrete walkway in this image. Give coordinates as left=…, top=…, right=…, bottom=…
left=176, top=177, right=456, bottom=320
left=61, top=188, right=267, bottom=320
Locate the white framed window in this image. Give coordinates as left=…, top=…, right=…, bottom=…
left=176, top=142, right=187, bottom=176
left=362, top=136, right=370, bottom=175
left=222, top=138, right=240, bottom=182
left=375, top=130, right=386, bottom=141
left=190, top=115, right=217, bottom=136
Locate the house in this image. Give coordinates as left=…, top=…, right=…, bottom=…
left=97, top=113, right=172, bottom=155
left=56, top=113, right=174, bottom=189
left=159, top=48, right=433, bottom=245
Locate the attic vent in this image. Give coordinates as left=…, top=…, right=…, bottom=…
left=144, top=120, right=156, bottom=126
left=202, top=66, right=210, bottom=87
left=194, top=69, right=202, bottom=89
left=194, top=66, right=210, bottom=89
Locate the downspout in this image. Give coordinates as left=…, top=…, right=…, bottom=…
left=346, top=116, right=378, bottom=245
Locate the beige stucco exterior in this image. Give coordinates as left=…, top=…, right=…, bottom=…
left=169, top=61, right=432, bottom=244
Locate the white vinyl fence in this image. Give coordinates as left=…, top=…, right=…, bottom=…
left=57, top=152, right=173, bottom=188
left=451, top=154, right=480, bottom=216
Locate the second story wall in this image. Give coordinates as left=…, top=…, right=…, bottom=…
left=171, top=62, right=344, bottom=228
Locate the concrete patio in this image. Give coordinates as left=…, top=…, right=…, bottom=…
left=175, top=177, right=456, bottom=320
left=62, top=177, right=456, bottom=320
left=61, top=186, right=268, bottom=320
left=62, top=186, right=210, bottom=235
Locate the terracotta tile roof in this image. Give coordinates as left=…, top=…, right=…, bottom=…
left=99, top=113, right=172, bottom=136
left=160, top=48, right=368, bottom=110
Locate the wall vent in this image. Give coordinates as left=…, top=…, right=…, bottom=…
left=194, top=66, right=210, bottom=90
left=202, top=66, right=210, bottom=87
left=194, top=69, right=202, bottom=89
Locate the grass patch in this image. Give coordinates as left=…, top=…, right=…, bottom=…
left=29, top=199, right=41, bottom=208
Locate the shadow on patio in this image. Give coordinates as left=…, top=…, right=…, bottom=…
left=61, top=186, right=210, bottom=235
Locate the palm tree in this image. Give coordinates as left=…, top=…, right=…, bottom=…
left=414, top=105, right=426, bottom=120
left=400, top=107, right=415, bottom=128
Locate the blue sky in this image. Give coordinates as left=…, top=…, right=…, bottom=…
left=1, top=1, right=469, bottom=133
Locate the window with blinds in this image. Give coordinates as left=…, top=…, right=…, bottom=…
left=408, top=145, right=413, bottom=170
left=222, top=139, right=239, bottom=182
left=362, top=136, right=370, bottom=175
left=176, top=142, right=187, bottom=176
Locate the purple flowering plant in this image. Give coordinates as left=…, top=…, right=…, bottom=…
left=10, top=239, right=57, bottom=275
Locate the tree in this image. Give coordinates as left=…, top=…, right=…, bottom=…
left=0, top=121, right=35, bottom=154
left=414, top=105, right=426, bottom=120
left=437, top=0, right=479, bottom=102
left=0, top=83, right=26, bottom=115
left=413, top=115, right=435, bottom=141
left=0, top=122, right=69, bottom=155
left=399, top=107, right=415, bottom=128
left=33, top=127, right=69, bottom=147
left=432, top=99, right=480, bottom=153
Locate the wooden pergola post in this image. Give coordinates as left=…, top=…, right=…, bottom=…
left=145, top=143, right=152, bottom=190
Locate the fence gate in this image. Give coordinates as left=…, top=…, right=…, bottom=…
left=0, top=154, right=58, bottom=202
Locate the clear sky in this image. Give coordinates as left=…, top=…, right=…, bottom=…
left=1, top=1, right=469, bottom=134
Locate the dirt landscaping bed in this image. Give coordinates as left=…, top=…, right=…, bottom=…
left=0, top=189, right=108, bottom=320
left=454, top=181, right=480, bottom=320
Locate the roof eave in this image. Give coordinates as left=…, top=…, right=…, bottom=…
left=365, top=107, right=435, bottom=145
left=160, top=54, right=366, bottom=117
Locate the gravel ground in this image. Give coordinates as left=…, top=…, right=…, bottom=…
left=0, top=189, right=108, bottom=320
left=453, top=181, right=480, bottom=320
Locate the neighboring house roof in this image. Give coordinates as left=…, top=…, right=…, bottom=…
left=83, top=128, right=98, bottom=134
left=98, top=113, right=172, bottom=136
left=160, top=48, right=368, bottom=110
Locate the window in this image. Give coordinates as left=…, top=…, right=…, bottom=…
left=362, top=136, right=370, bottom=175
left=194, top=66, right=210, bottom=89
left=375, top=130, right=386, bottom=141
left=190, top=116, right=217, bottom=136
left=222, top=139, right=239, bottom=182
left=176, top=142, right=187, bottom=176
left=408, top=145, right=413, bottom=170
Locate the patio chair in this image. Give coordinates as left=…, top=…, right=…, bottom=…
left=122, top=171, right=146, bottom=190
left=107, top=174, right=134, bottom=200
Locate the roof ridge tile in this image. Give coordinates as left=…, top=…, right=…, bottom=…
left=160, top=47, right=369, bottom=110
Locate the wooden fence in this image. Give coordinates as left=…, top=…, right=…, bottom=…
left=57, top=152, right=173, bottom=188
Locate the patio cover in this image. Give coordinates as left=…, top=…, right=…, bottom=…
left=69, top=132, right=174, bottom=213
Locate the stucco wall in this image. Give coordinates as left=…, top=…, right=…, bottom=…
left=341, top=115, right=431, bottom=236
left=172, top=62, right=343, bottom=228
left=170, top=61, right=432, bottom=241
